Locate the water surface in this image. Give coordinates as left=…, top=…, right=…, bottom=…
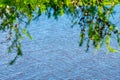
left=0, top=6, right=120, bottom=80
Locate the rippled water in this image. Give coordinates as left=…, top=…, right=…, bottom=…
left=0, top=6, right=120, bottom=80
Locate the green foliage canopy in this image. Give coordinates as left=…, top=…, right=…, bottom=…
left=0, top=0, right=120, bottom=64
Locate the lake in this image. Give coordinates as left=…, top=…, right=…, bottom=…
left=0, top=5, right=120, bottom=80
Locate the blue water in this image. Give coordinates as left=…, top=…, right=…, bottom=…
left=0, top=6, right=120, bottom=80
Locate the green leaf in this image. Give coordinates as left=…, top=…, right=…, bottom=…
left=9, top=56, right=18, bottom=65
left=22, top=28, right=33, bottom=39
left=105, top=35, right=118, bottom=52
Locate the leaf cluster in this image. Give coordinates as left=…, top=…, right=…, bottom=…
left=0, top=0, right=120, bottom=64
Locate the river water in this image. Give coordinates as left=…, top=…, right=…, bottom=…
left=0, top=6, right=120, bottom=80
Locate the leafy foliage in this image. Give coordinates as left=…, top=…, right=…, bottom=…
left=71, top=1, right=120, bottom=52
left=0, top=0, right=120, bottom=64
